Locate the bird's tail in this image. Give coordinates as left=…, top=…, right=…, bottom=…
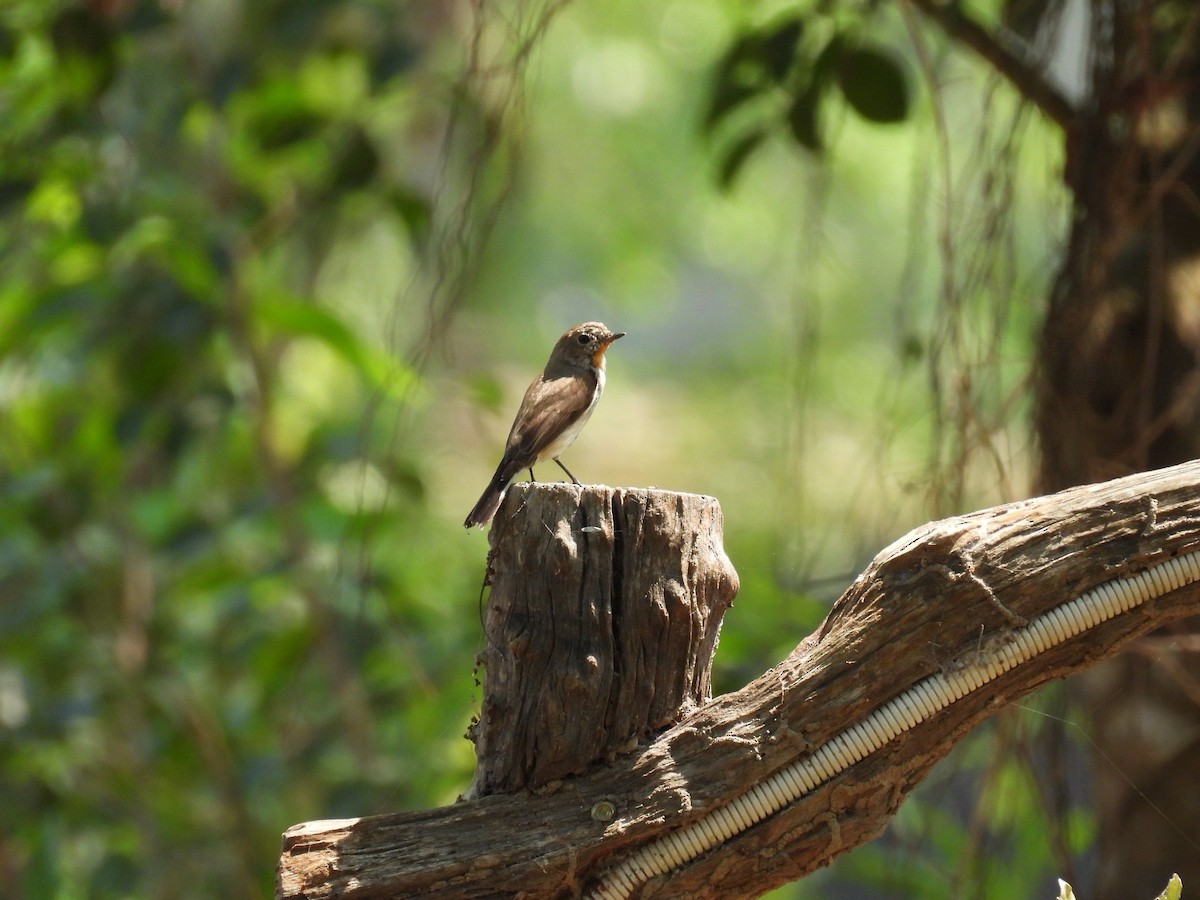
left=463, top=459, right=521, bottom=528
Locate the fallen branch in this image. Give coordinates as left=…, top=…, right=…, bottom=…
left=278, top=461, right=1200, bottom=899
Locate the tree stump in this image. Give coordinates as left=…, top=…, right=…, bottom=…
left=468, top=482, right=739, bottom=797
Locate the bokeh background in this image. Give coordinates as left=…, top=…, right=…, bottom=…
left=4, top=0, right=1194, bottom=897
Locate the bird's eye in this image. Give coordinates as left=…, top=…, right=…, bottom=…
left=576, top=334, right=591, bottom=345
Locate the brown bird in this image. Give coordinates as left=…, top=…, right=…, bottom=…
left=464, top=321, right=625, bottom=528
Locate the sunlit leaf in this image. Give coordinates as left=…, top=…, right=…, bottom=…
left=1154, top=873, right=1183, bottom=900
left=257, top=297, right=419, bottom=400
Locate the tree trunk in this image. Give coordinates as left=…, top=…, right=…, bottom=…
left=469, top=483, right=738, bottom=797
left=910, top=2, right=1200, bottom=892
left=1032, top=4, right=1200, bottom=894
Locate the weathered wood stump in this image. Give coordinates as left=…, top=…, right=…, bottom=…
left=469, top=482, right=739, bottom=797
left=276, top=462, right=1200, bottom=899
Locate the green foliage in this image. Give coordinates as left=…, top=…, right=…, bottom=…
left=1158, top=874, right=1184, bottom=900
left=703, top=6, right=912, bottom=187
left=835, top=45, right=910, bottom=124
left=1061, top=873, right=1182, bottom=900
left=0, top=0, right=1085, bottom=897
left=0, top=1, right=467, bottom=895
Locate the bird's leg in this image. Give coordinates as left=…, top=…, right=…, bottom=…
left=528, top=468, right=536, bottom=482
left=553, top=458, right=580, bottom=485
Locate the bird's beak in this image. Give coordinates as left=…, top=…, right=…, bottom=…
left=606, top=331, right=626, bottom=346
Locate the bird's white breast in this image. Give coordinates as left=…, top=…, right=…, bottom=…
left=538, top=364, right=604, bottom=462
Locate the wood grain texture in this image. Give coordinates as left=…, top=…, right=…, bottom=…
left=277, top=462, right=1200, bottom=900
left=470, top=483, right=738, bottom=796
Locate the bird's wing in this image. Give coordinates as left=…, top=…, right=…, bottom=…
left=503, top=371, right=595, bottom=465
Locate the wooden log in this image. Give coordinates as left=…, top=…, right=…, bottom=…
left=469, top=482, right=739, bottom=797
left=276, top=461, right=1200, bottom=900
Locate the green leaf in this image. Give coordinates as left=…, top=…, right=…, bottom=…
left=1154, top=873, right=1183, bottom=900
left=257, top=297, right=418, bottom=400
left=717, top=127, right=767, bottom=191
left=702, top=15, right=806, bottom=134
left=813, top=34, right=845, bottom=87
left=242, top=81, right=326, bottom=150
left=836, top=45, right=910, bottom=124
left=781, top=34, right=843, bottom=154
left=758, top=15, right=805, bottom=83
left=468, top=373, right=505, bottom=411
left=786, top=84, right=823, bottom=153
left=328, top=124, right=380, bottom=192
left=389, top=187, right=432, bottom=246
left=702, top=78, right=761, bottom=134
left=259, top=296, right=362, bottom=355
left=49, top=7, right=116, bottom=101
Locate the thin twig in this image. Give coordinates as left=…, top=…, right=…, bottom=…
left=904, top=0, right=1076, bottom=130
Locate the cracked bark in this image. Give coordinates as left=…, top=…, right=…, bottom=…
left=277, top=461, right=1200, bottom=900
left=468, top=483, right=738, bottom=797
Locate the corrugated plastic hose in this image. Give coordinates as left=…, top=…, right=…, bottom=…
left=588, top=550, right=1200, bottom=899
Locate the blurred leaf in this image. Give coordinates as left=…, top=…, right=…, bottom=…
left=758, top=15, right=805, bottom=83
left=371, top=39, right=421, bottom=82
left=208, top=56, right=253, bottom=107
left=121, top=1, right=174, bottom=33
left=703, top=78, right=761, bottom=135
left=781, top=25, right=845, bottom=153
left=813, top=33, right=845, bottom=86
left=468, top=373, right=505, bottom=411
left=0, top=176, right=36, bottom=212
left=836, top=45, right=910, bottom=124
left=259, top=296, right=362, bottom=359
left=786, top=84, right=823, bottom=153
left=703, top=15, right=805, bottom=135
left=389, top=187, right=432, bottom=246
left=130, top=490, right=180, bottom=543
left=0, top=24, right=17, bottom=60
left=0, top=2, right=474, bottom=896
left=257, top=297, right=418, bottom=400
left=386, top=459, right=427, bottom=503
left=49, top=6, right=116, bottom=100
left=328, top=124, right=380, bottom=192
left=717, top=127, right=768, bottom=191
left=50, top=7, right=113, bottom=64
left=243, top=81, right=326, bottom=150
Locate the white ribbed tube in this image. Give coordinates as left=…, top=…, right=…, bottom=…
left=588, top=551, right=1200, bottom=899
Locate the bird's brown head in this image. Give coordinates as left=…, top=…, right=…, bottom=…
left=550, top=321, right=625, bottom=371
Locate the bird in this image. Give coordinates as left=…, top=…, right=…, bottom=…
left=464, top=321, right=625, bottom=528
